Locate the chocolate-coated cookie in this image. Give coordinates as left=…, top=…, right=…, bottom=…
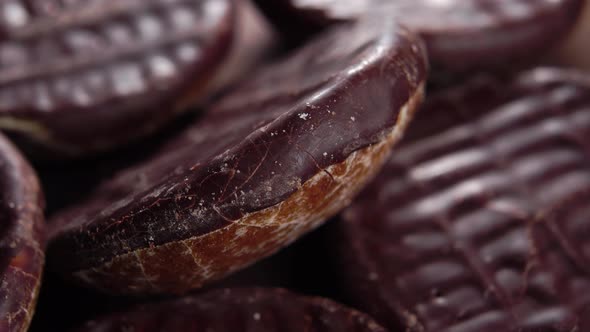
left=0, top=0, right=235, bottom=157
left=254, top=0, right=583, bottom=73
left=338, top=68, right=590, bottom=331
left=75, top=288, right=386, bottom=332
left=0, top=133, right=45, bottom=332
left=47, top=17, right=427, bottom=294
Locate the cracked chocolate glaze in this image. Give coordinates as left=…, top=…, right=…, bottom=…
left=253, top=0, right=583, bottom=72
left=75, top=288, right=387, bottom=332
left=0, top=0, right=234, bottom=156
left=338, top=68, right=590, bottom=332
left=47, top=18, right=427, bottom=294
left=0, top=134, right=45, bottom=332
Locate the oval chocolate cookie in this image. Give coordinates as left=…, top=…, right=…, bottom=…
left=0, top=134, right=45, bottom=332
left=75, top=288, right=386, bottom=331
left=337, top=68, right=590, bottom=331
left=254, top=0, right=582, bottom=73
left=0, top=0, right=235, bottom=156
left=47, top=18, right=427, bottom=294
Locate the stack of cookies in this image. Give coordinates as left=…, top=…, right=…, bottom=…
left=1, top=1, right=589, bottom=331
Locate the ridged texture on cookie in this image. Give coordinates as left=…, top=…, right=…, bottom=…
left=0, top=0, right=235, bottom=155
left=338, top=68, right=590, bottom=331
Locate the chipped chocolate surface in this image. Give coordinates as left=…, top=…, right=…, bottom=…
left=0, top=0, right=234, bottom=155
left=0, top=133, right=45, bottom=332
left=75, top=288, right=386, bottom=332
left=254, top=0, right=583, bottom=72
left=338, top=68, right=590, bottom=331
left=47, top=18, right=427, bottom=294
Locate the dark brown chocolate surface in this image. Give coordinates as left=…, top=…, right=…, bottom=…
left=0, top=0, right=234, bottom=156
left=47, top=17, right=427, bottom=294
left=0, top=133, right=45, bottom=332
left=338, top=68, right=590, bottom=331
left=74, top=288, right=386, bottom=332
left=254, top=0, right=583, bottom=73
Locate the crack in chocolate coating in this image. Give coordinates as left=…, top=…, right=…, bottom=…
left=0, top=0, right=234, bottom=156
left=0, top=134, right=45, bottom=332
left=338, top=68, right=590, bottom=332
left=47, top=18, right=427, bottom=294
left=253, top=0, right=583, bottom=72
left=75, top=288, right=387, bottom=332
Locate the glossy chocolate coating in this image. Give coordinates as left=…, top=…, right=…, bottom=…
left=338, top=68, right=590, bottom=331
left=75, top=288, right=386, bottom=332
left=47, top=18, right=427, bottom=294
left=0, top=0, right=234, bottom=156
left=254, top=0, right=583, bottom=72
left=0, top=134, right=45, bottom=332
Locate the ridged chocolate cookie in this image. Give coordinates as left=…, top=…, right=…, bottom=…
left=75, top=288, right=386, bottom=332
left=338, top=68, right=590, bottom=331
left=47, top=18, right=427, bottom=294
left=0, top=133, right=45, bottom=332
left=0, top=0, right=234, bottom=157
left=254, top=0, right=583, bottom=73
